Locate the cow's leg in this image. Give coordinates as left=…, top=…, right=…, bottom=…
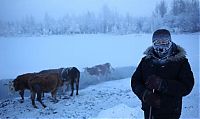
left=19, top=90, right=24, bottom=103
left=66, top=83, right=69, bottom=94
left=31, top=92, right=37, bottom=108
left=56, top=86, right=63, bottom=99
left=51, top=90, right=58, bottom=103
left=70, top=81, right=74, bottom=96
left=76, top=78, right=79, bottom=95
left=42, top=92, right=44, bottom=98
left=37, top=92, right=46, bottom=108
left=34, top=84, right=43, bottom=101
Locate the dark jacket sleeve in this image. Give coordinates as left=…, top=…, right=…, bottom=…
left=131, top=58, right=147, bottom=101
left=164, top=58, right=194, bottom=97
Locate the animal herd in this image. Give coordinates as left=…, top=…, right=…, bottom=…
left=10, top=67, right=80, bottom=108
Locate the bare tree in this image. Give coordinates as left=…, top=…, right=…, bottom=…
left=155, top=0, right=167, bottom=18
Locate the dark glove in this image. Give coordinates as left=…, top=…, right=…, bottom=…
left=145, top=75, right=163, bottom=91
left=142, top=90, right=160, bottom=108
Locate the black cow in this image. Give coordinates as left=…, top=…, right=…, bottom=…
left=61, top=67, right=80, bottom=96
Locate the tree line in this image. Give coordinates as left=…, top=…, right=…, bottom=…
left=0, top=0, right=199, bottom=36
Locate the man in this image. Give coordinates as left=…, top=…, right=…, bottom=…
left=131, top=29, right=194, bottom=119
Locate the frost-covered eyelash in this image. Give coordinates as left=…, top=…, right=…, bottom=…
left=153, top=40, right=170, bottom=45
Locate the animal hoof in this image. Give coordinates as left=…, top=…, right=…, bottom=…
left=43, top=105, right=47, bottom=108
left=33, top=105, right=38, bottom=108
left=19, top=100, right=24, bottom=103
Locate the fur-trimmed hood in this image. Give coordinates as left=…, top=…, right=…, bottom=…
left=144, top=42, right=186, bottom=62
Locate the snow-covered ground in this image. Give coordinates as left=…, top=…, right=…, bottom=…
left=0, top=33, right=199, bottom=118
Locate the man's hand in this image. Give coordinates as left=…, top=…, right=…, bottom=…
left=145, top=75, right=163, bottom=91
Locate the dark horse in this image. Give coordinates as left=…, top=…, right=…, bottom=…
left=11, top=73, right=36, bottom=103
left=28, top=73, right=63, bottom=108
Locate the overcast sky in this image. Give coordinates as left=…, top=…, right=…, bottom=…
left=0, top=0, right=172, bottom=22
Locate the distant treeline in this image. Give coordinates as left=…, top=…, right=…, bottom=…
left=0, top=0, right=199, bottom=36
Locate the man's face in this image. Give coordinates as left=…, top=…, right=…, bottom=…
left=153, top=39, right=172, bottom=57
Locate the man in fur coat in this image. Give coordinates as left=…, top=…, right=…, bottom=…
left=131, top=29, right=194, bottom=119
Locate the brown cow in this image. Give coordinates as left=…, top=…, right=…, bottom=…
left=11, top=73, right=36, bottom=103
left=28, top=73, right=63, bottom=108
left=39, top=67, right=80, bottom=96
left=85, top=63, right=112, bottom=76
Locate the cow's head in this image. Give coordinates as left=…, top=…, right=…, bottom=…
left=8, top=80, right=16, bottom=92
left=12, top=77, right=21, bottom=91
